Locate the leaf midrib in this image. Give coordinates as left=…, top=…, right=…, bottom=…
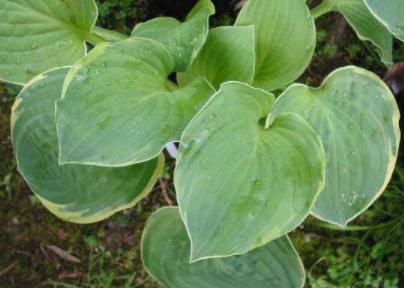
left=5, top=0, right=88, bottom=39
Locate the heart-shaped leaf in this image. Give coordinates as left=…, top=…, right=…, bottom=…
left=175, top=82, right=325, bottom=260
left=235, top=0, right=316, bottom=91
left=142, top=207, right=306, bottom=288
left=11, top=67, right=163, bottom=223
left=56, top=38, right=215, bottom=167
left=273, top=66, right=400, bottom=226
left=178, top=26, right=256, bottom=89
left=132, top=0, right=215, bottom=72
left=0, top=0, right=98, bottom=84
left=364, top=0, right=404, bottom=42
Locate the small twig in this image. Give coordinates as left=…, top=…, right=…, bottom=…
left=159, top=178, right=173, bottom=206
left=46, top=245, right=81, bottom=263
left=40, top=244, right=59, bottom=269
left=0, top=262, right=16, bottom=277
left=12, top=248, right=32, bottom=257
left=57, top=271, right=84, bottom=280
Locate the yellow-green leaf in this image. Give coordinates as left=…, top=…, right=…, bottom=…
left=11, top=67, right=163, bottom=223
left=235, top=0, right=316, bottom=91
left=175, top=82, right=325, bottom=260
left=132, top=0, right=215, bottom=72
left=364, top=0, right=404, bottom=42
left=312, top=0, right=393, bottom=66
left=178, top=26, right=256, bottom=89
left=273, top=66, right=400, bottom=226
left=0, top=0, right=98, bottom=84
left=56, top=38, right=215, bottom=167
left=142, top=207, right=306, bottom=288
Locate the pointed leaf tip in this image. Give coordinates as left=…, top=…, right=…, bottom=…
left=142, top=207, right=306, bottom=288
left=175, top=81, right=325, bottom=259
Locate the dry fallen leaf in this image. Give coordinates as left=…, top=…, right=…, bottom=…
left=46, top=245, right=81, bottom=263
left=56, top=228, right=69, bottom=241
left=58, top=271, right=84, bottom=279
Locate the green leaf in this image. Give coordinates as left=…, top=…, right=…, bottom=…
left=56, top=38, right=215, bottom=167
left=142, top=207, right=306, bottom=288
left=92, top=26, right=129, bottom=42
left=178, top=26, right=256, bottom=89
left=11, top=67, right=163, bottom=223
left=132, top=0, right=215, bottom=72
left=175, top=82, right=325, bottom=260
left=315, top=0, right=393, bottom=66
left=364, top=0, right=404, bottom=42
left=235, top=0, right=316, bottom=91
left=272, top=66, right=400, bottom=226
left=0, top=0, right=98, bottom=85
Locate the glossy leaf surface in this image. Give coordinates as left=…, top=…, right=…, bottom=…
left=273, top=66, right=400, bottom=226
left=364, top=0, right=404, bottom=42
left=142, top=207, right=306, bottom=288
left=132, top=0, right=215, bottom=72
left=175, top=82, right=325, bottom=260
left=0, top=0, right=98, bottom=84
left=235, top=0, right=316, bottom=91
left=56, top=38, right=215, bottom=167
left=11, top=67, right=163, bottom=223
left=178, top=26, right=255, bottom=89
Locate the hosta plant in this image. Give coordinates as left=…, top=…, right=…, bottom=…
left=1, top=0, right=403, bottom=287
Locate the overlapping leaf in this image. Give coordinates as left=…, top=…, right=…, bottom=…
left=336, top=0, right=393, bottom=66
left=142, top=207, right=306, bottom=288
left=56, top=38, right=215, bottom=167
left=175, top=82, right=325, bottom=260
left=0, top=0, right=98, bottom=84
left=178, top=26, right=256, bottom=89
left=11, top=67, right=163, bottom=223
left=235, top=0, right=316, bottom=91
left=132, top=0, right=215, bottom=72
left=364, top=0, right=404, bottom=42
left=273, top=66, right=400, bottom=226
left=314, top=0, right=393, bottom=66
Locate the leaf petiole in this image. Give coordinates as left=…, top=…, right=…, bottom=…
left=311, top=0, right=335, bottom=19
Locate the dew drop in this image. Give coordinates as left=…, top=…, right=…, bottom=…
left=75, top=69, right=89, bottom=82
left=182, top=142, right=189, bottom=150
left=194, top=129, right=210, bottom=145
